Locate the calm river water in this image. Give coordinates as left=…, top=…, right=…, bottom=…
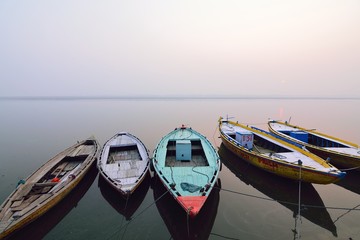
left=0, top=98, right=359, bottom=240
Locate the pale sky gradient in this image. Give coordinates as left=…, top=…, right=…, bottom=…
left=0, top=1, right=359, bottom=97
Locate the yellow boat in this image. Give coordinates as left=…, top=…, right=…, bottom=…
left=268, top=120, right=360, bottom=170
left=218, top=117, right=345, bottom=184
left=0, top=137, right=100, bottom=239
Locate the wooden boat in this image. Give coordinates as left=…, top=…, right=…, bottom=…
left=152, top=125, right=221, bottom=217
left=98, top=132, right=150, bottom=197
left=219, top=117, right=345, bottom=184
left=0, top=137, right=100, bottom=239
left=218, top=144, right=337, bottom=237
left=8, top=164, right=98, bottom=240
left=268, top=120, right=360, bottom=171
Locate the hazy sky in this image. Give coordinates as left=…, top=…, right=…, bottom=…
left=0, top=1, right=359, bottom=97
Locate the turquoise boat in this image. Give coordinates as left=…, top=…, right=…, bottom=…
left=152, top=125, right=221, bottom=217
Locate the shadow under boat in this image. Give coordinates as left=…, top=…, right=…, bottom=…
left=7, top=162, right=98, bottom=240
left=335, top=168, right=360, bottom=196
left=218, top=144, right=337, bottom=237
left=98, top=172, right=151, bottom=221
left=151, top=174, right=220, bottom=240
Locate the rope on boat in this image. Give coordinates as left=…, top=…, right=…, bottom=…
left=214, top=186, right=360, bottom=212
left=338, top=165, right=360, bottom=171
left=210, top=232, right=241, bottom=240
left=119, top=193, right=131, bottom=240
left=294, top=160, right=302, bottom=240
left=333, top=204, right=360, bottom=223
left=213, top=124, right=220, bottom=148
left=105, top=187, right=170, bottom=240
left=192, top=161, right=210, bottom=183
left=186, top=208, right=190, bottom=238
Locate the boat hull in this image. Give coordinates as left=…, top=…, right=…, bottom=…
left=0, top=138, right=100, bottom=239
left=98, top=132, right=150, bottom=197
left=220, top=128, right=343, bottom=184
left=268, top=121, right=360, bottom=171
left=152, top=126, right=220, bottom=217
left=0, top=166, right=91, bottom=238
left=306, top=146, right=360, bottom=170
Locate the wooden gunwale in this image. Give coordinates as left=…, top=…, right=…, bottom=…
left=219, top=119, right=344, bottom=184
left=220, top=133, right=341, bottom=184
left=0, top=138, right=99, bottom=239
left=268, top=121, right=360, bottom=169
left=97, top=132, right=150, bottom=197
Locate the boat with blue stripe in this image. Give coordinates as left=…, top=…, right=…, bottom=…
left=219, top=117, right=345, bottom=184
left=268, top=119, right=360, bottom=171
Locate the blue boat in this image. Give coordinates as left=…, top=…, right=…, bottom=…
left=152, top=125, right=221, bottom=217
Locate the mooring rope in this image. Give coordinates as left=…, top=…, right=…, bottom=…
left=186, top=208, right=190, bottom=238
left=295, top=161, right=302, bottom=240
left=119, top=193, right=130, bottom=240
left=213, top=124, right=220, bottom=148
left=105, top=187, right=170, bottom=240
left=215, top=186, right=360, bottom=211
left=333, top=204, right=360, bottom=223
left=210, top=232, right=241, bottom=240
left=338, top=165, right=360, bottom=171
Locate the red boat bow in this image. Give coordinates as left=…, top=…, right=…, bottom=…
left=177, top=196, right=207, bottom=217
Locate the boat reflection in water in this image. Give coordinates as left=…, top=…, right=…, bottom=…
left=152, top=174, right=220, bottom=240
left=335, top=169, right=360, bottom=196
left=7, top=163, right=98, bottom=240
left=218, top=144, right=337, bottom=237
left=98, top=172, right=151, bottom=221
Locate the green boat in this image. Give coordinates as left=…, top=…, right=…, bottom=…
left=152, top=125, right=221, bottom=217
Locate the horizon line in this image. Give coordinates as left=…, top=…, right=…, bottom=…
left=0, top=95, right=359, bottom=100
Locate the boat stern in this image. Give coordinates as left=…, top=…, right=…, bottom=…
left=177, top=196, right=207, bottom=218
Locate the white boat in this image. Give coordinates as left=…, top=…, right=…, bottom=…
left=98, top=132, right=150, bottom=197
left=268, top=120, right=360, bottom=170
left=0, top=137, right=100, bottom=239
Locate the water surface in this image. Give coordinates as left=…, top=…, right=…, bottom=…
left=1, top=98, right=359, bottom=240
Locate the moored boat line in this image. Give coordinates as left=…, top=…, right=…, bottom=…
left=1, top=117, right=357, bottom=238
left=219, top=117, right=346, bottom=184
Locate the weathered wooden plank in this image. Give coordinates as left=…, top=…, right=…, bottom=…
left=12, top=193, right=52, bottom=219
left=12, top=184, right=34, bottom=201
left=0, top=221, right=10, bottom=232
left=69, top=145, right=83, bottom=157
left=10, top=200, right=22, bottom=208
left=0, top=200, right=12, bottom=220
left=11, top=195, right=39, bottom=212
left=34, top=182, right=57, bottom=187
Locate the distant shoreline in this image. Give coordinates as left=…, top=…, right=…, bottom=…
left=0, top=96, right=359, bottom=101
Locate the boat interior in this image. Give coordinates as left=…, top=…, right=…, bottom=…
left=165, top=139, right=209, bottom=167
left=279, top=130, right=348, bottom=148
left=39, top=155, right=86, bottom=184
left=227, top=133, right=292, bottom=154
left=0, top=155, right=87, bottom=221
left=107, top=144, right=142, bottom=164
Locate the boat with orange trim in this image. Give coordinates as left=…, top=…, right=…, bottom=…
left=219, top=117, right=345, bottom=184
left=152, top=125, right=221, bottom=217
